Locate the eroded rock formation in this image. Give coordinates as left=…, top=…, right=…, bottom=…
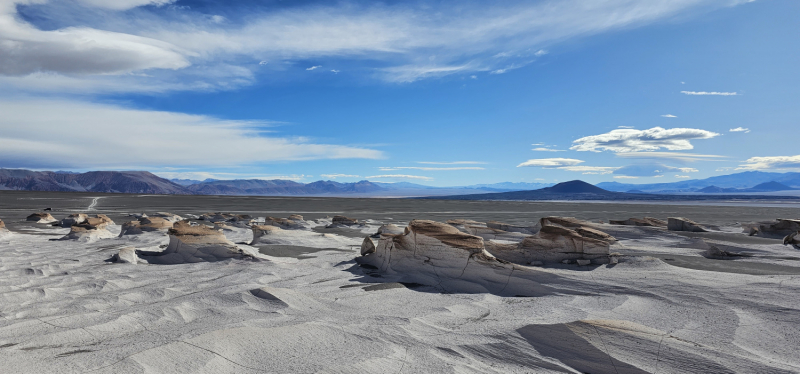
left=668, top=217, right=708, bottom=233
left=119, top=217, right=174, bottom=236
left=60, top=213, right=88, bottom=227
left=59, top=215, right=115, bottom=241
left=745, top=219, right=800, bottom=238
left=27, top=212, right=57, bottom=224
left=136, top=221, right=258, bottom=264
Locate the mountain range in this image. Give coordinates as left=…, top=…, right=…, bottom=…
left=597, top=171, right=800, bottom=193
left=425, top=180, right=800, bottom=201
left=0, top=169, right=189, bottom=194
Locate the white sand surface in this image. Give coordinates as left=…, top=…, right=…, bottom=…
left=1, top=215, right=800, bottom=373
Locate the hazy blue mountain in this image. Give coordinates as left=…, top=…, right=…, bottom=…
left=169, top=178, right=218, bottom=186
left=597, top=171, right=800, bottom=192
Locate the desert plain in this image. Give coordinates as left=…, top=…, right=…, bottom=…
left=1, top=191, right=799, bottom=373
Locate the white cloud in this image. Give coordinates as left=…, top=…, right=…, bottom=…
left=615, top=152, right=727, bottom=162
left=571, top=127, right=720, bottom=153
left=418, top=161, right=486, bottom=165
left=0, top=98, right=382, bottom=169
left=76, top=0, right=175, bottom=10
left=675, top=175, right=691, bottom=179
left=737, top=155, right=800, bottom=171
left=614, top=176, right=639, bottom=179
left=678, top=167, right=699, bottom=173
left=259, top=61, right=269, bottom=66
left=613, top=163, right=698, bottom=177
left=331, top=69, right=340, bottom=73
left=661, top=114, right=677, bottom=118
left=379, top=166, right=484, bottom=171
left=0, top=0, right=756, bottom=92
left=716, top=167, right=734, bottom=172
left=156, top=171, right=309, bottom=181
left=321, top=174, right=360, bottom=179
left=558, top=166, right=619, bottom=174
left=617, top=126, right=635, bottom=129
left=366, top=174, right=432, bottom=180
left=532, top=147, right=566, bottom=152
left=730, top=127, right=750, bottom=133
left=517, top=158, right=584, bottom=168
left=306, top=65, right=322, bottom=71
left=681, top=91, right=738, bottom=96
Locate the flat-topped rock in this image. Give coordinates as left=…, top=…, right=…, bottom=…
left=376, top=224, right=405, bottom=236
left=497, top=224, right=613, bottom=264
left=746, top=219, right=800, bottom=238
left=609, top=217, right=667, bottom=227
left=151, top=212, right=184, bottom=222
left=668, top=217, right=708, bottom=232
left=27, top=212, right=57, bottom=224
left=119, top=217, right=174, bottom=236
left=135, top=221, right=257, bottom=264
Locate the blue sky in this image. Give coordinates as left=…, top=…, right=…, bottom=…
left=0, top=0, right=798, bottom=186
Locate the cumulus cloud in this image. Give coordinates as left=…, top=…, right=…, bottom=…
left=321, top=174, right=360, bottom=179
left=737, top=155, right=800, bottom=171
left=379, top=167, right=484, bottom=171
left=0, top=0, right=756, bottom=92
left=615, top=152, right=727, bottom=162
left=366, top=174, right=432, bottom=180
left=0, top=98, right=381, bottom=169
left=730, top=127, right=750, bottom=133
left=661, top=114, right=677, bottom=118
left=517, top=158, right=584, bottom=168
left=571, top=127, right=720, bottom=153
left=681, top=91, right=737, bottom=96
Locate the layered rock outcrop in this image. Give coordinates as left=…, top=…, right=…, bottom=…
left=357, top=220, right=561, bottom=296
left=119, top=217, right=174, bottom=236
left=60, top=213, right=89, bottom=227
left=609, top=217, right=667, bottom=227
left=136, top=221, right=259, bottom=264
left=27, top=213, right=57, bottom=224
left=264, top=216, right=308, bottom=230
left=745, top=219, right=800, bottom=238
left=668, top=217, right=708, bottom=233
left=326, top=215, right=359, bottom=228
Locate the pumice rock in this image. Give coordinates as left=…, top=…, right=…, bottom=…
left=784, top=231, right=800, bottom=248
left=327, top=215, right=359, bottom=228
left=609, top=217, right=667, bottom=227
left=668, top=217, right=708, bottom=232
left=745, top=219, right=800, bottom=238
left=111, top=247, right=141, bottom=264
left=264, top=216, right=308, bottom=230
left=514, top=224, right=612, bottom=264
left=27, top=212, right=57, bottom=224
left=150, top=212, right=184, bottom=222
left=376, top=224, right=405, bottom=236
left=119, top=217, right=174, bottom=236
left=60, top=213, right=88, bottom=227
left=136, top=221, right=259, bottom=264
left=59, top=215, right=116, bottom=241
left=357, top=220, right=562, bottom=296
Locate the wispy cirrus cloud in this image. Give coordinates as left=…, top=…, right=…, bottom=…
left=613, top=163, right=698, bottom=177
left=661, top=114, right=677, bottom=118
left=737, top=155, right=800, bottom=171
left=730, top=127, right=750, bottom=133
left=558, top=166, right=619, bottom=174
left=517, top=158, right=584, bottom=168
left=379, top=166, right=484, bottom=171
left=681, top=91, right=737, bottom=96
left=1, top=0, right=756, bottom=92
left=615, top=152, right=727, bottom=162
left=306, top=65, right=322, bottom=71
left=418, top=161, right=486, bottom=165
left=571, top=127, right=720, bottom=153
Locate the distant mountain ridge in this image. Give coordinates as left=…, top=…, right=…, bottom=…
left=422, top=180, right=800, bottom=201
left=0, top=169, right=191, bottom=194
left=597, top=171, right=800, bottom=193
